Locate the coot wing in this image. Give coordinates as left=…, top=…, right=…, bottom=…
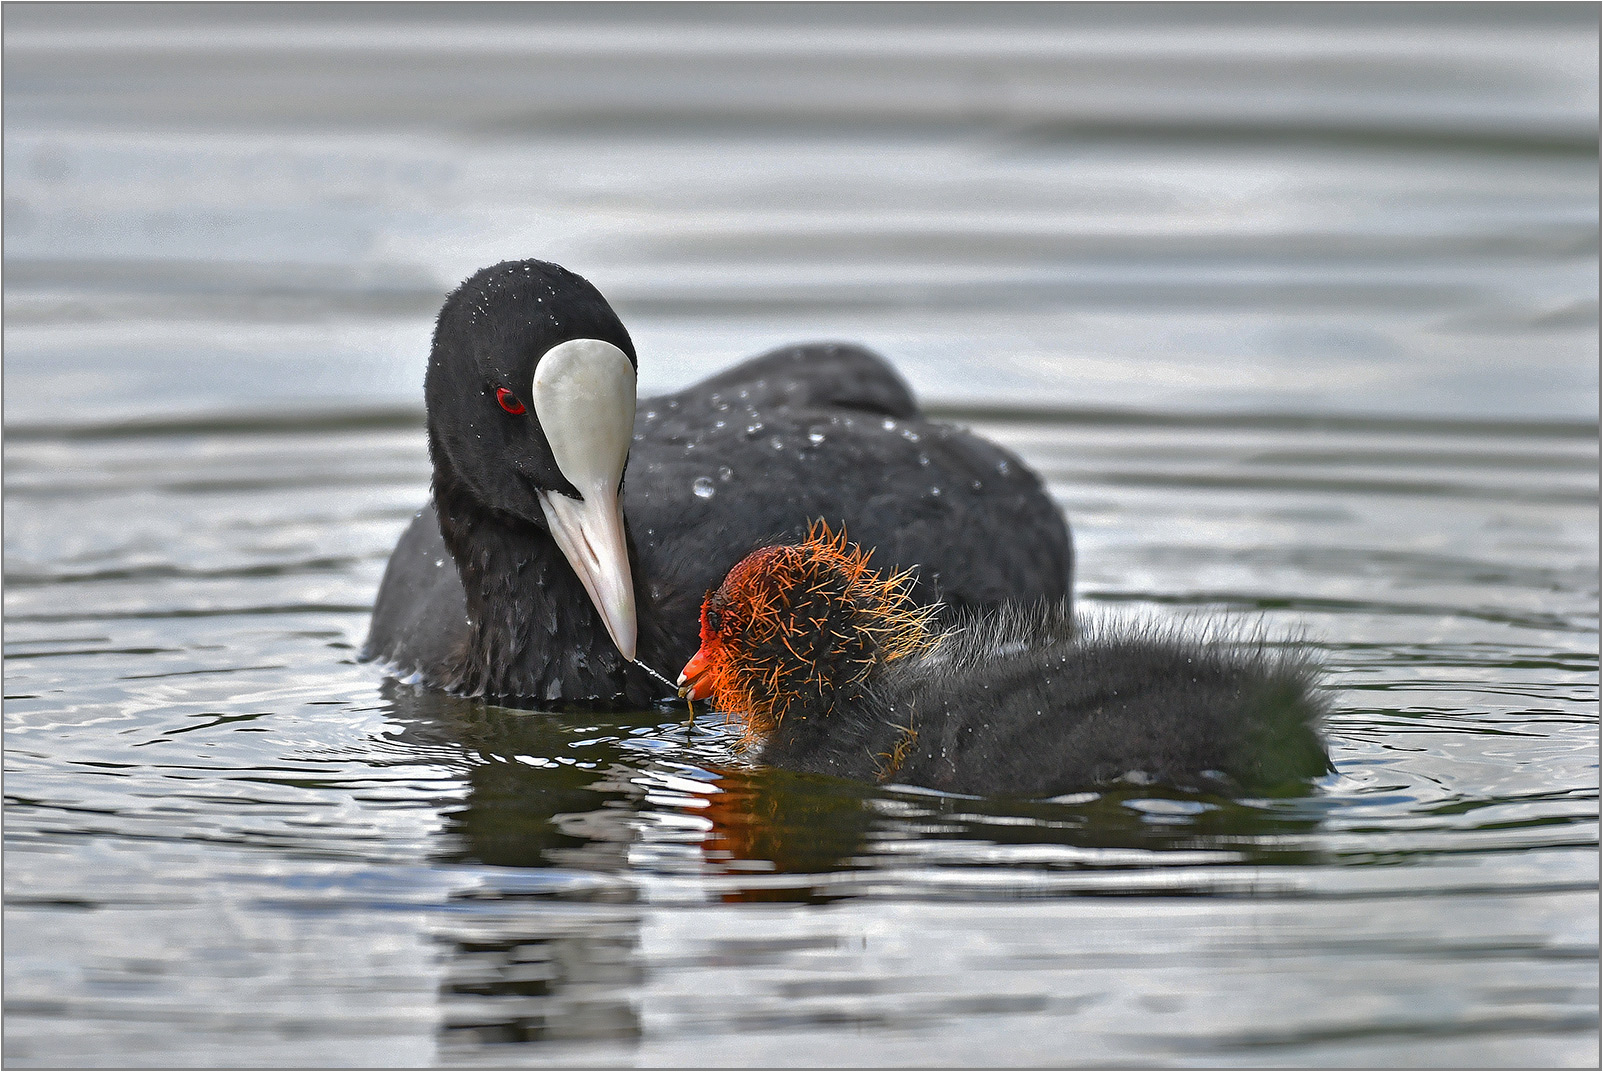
left=655, top=342, right=920, bottom=420
left=625, top=392, right=1072, bottom=673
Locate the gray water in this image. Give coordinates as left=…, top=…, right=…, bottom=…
left=4, top=5, right=1599, bottom=1067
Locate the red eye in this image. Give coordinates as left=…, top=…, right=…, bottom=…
left=496, top=388, right=526, bottom=415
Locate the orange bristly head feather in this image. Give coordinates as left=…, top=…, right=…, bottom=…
left=689, top=521, right=939, bottom=746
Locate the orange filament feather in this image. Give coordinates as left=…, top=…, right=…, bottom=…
left=695, top=520, right=939, bottom=747
left=874, top=708, right=920, bottom=782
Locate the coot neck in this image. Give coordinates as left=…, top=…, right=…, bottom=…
left=429, top=455, right=639, bottom=704
left=758, top=675, right=908, bottom=783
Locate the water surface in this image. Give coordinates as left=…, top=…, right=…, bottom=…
left=4, top=6, right=1598, bottom=1067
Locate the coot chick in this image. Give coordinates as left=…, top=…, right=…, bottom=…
left=363, top=260, right=1072, bottom=706
left=678, top=524, right=1331, bottom=797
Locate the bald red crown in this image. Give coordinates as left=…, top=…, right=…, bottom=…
left=682, top=521, right=938, bottom=745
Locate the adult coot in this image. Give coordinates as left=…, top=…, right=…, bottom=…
left=363, top=260, right=1072, bottom=706
left=678, top=524, right=1331, bottom=796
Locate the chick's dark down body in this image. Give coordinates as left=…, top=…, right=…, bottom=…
left=757, top=609, right=1332, bottom=797
left=366, top=343, right=1073, bottom=705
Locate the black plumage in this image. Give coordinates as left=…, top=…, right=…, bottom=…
left=363, top=259, right=1073, bottom=706
left=683, top=536, right=1332, bottom=798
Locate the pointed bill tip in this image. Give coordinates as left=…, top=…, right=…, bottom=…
left=609, top=611, right=638, bottom=663
left=539, top=486, right=638, bottom=663
left=677, top=647, right=714, bottom=701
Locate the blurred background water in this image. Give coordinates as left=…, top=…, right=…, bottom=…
left=3, top=3, right=1598, bottom=1067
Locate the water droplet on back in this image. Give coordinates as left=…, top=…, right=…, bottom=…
left=692, top=476, right=715, bottom=498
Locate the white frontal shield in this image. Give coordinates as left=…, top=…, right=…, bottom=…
left=530, top=339, right=639, bottom=662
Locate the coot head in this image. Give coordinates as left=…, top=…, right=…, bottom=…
left=677, top=523, right=938, bottom=740
left=426, top=259, right=642, bottom=659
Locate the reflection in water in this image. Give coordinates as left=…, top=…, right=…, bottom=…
left=5, top=395, right=1581, bottom=1064
left=382, top=683, right=1346, bottom=1055
left=436, top=902, right=643, bottom=1051
left=380, top=686, right=648, bottom=1051
left=699, top=768, right=880, bottom=891
left=381, top=682, right=651, bottom=871
left=2, top=2, right=1596, bottom=1062
left=384, top=678, right=1338, bottom=892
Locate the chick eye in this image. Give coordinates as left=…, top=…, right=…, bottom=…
left=705, top=606, right=722, bottom=634
left=495, top=388, right=526, bottom=415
